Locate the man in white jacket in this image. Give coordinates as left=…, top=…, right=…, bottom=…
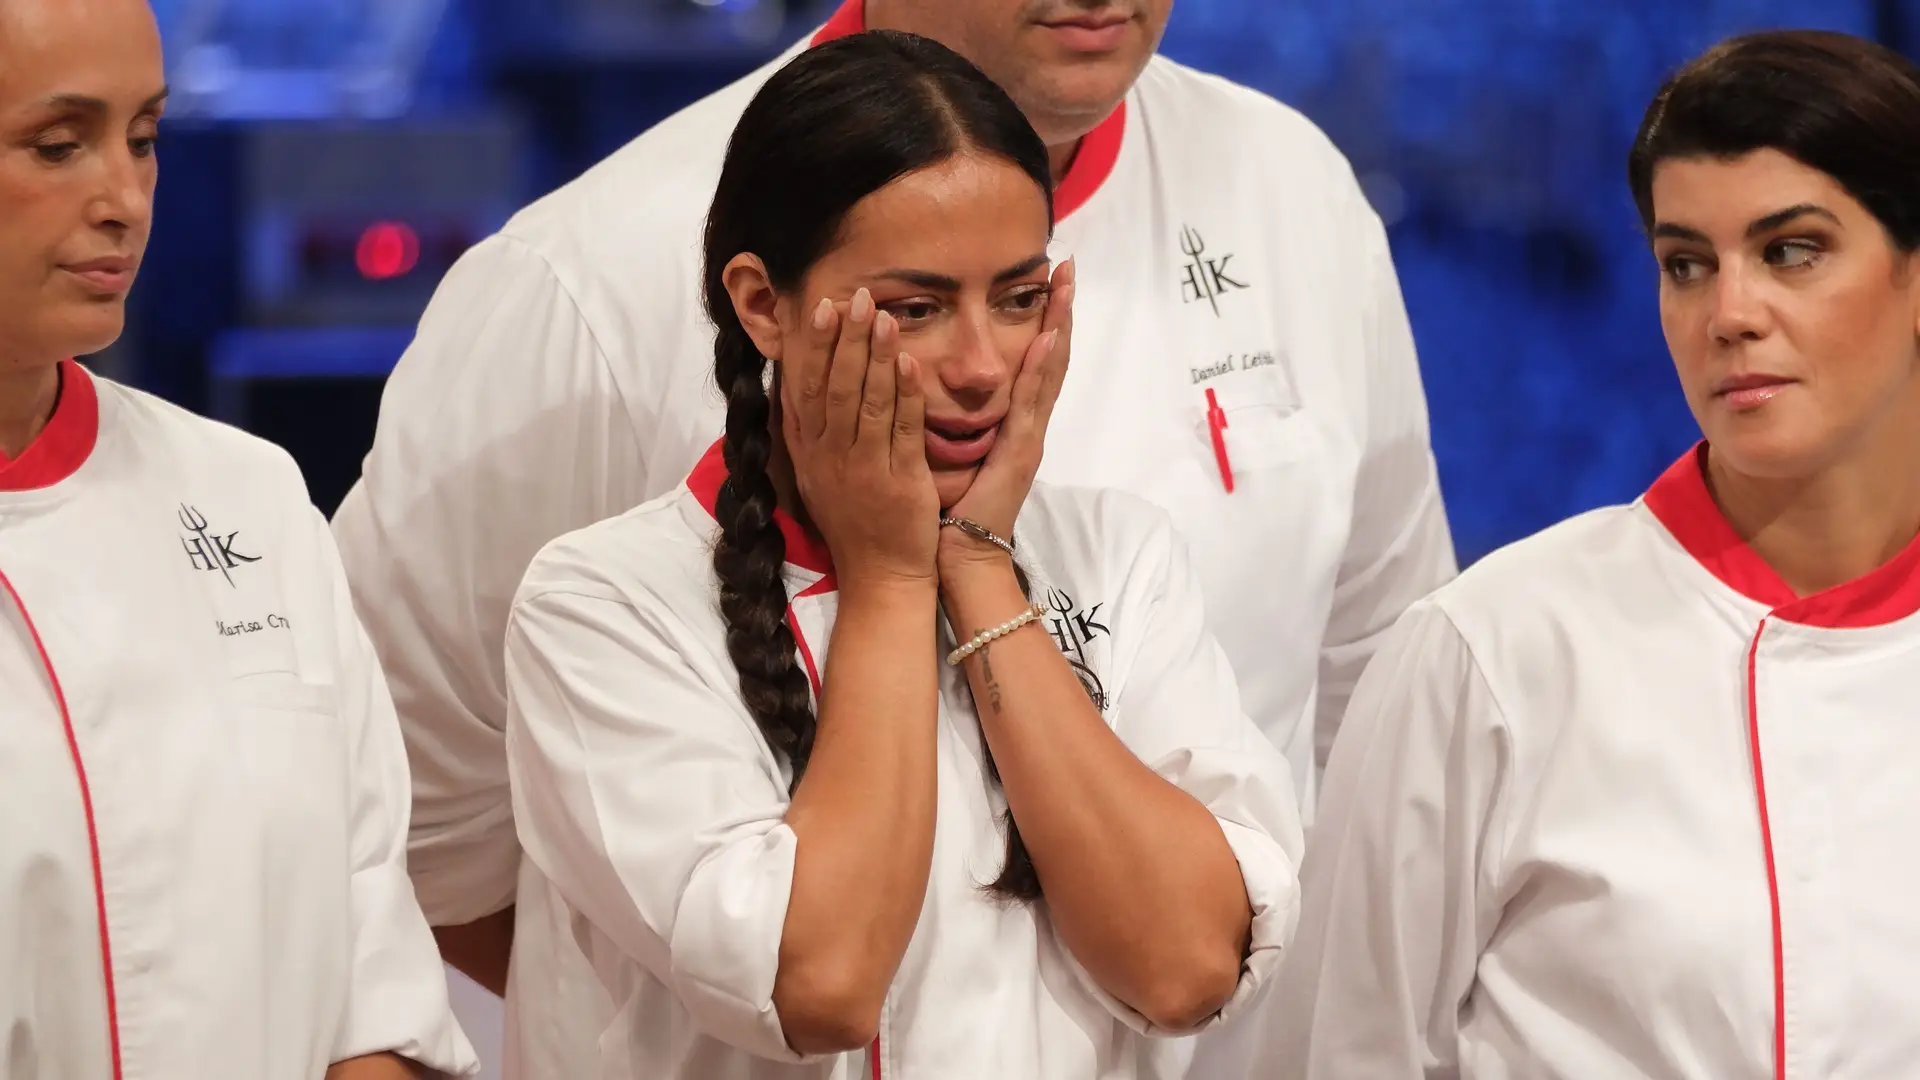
left=335, top=1, right=1455, bottom=1074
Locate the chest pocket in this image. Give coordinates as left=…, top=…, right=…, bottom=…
left=1196, top=357, right=1320, bottom=472
left=228, top=675, right=351, bottom=862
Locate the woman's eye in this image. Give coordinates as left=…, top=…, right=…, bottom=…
left=1662, top=255, right=1706, bottom=284
left=34, top=142, right=80, bottom=164
left=130, top=135, right=158, bottom=158
left=1001, top=287, right=1050, bottom=312
left=889, top=302, right=938, bottom=322
left=1767, top=240, right=1821, bottom=269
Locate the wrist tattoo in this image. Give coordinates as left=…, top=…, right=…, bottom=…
left=977, top=644, right=1005, bottom=715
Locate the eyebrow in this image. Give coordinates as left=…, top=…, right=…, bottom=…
left=871, top=253, right=1053, bottom=292
left=1652, top=203, right=1842, bottom=244
left=40, top=86, right=170, bottom=117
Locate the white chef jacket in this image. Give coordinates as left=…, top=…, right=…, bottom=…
left=500, top=440, right=1304, bottom=1080
left=331, top=0, right=1453, bottom=933
left=0, top=361, right=478, bottom=1080
left=1260, top=443, right=1920, bottom=1080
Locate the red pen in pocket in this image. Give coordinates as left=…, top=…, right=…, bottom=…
left=1205, top=386, right=1234, bottom=493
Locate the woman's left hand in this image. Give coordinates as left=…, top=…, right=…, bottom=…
left=940, top=258, right=1076, bottom=567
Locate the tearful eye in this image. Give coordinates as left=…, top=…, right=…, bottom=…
left=1000, top=286, right=1050, bottom=314
left=886, top=301, right=938, bottom=323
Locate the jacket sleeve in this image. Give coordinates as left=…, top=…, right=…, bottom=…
left=503, top=580, right=825, bottom=1064
left=1062, top=511, right=1307, bottom=1038
left=1315, top=203, right=1458, bottom=778
left=318, top=506, right=481, bottom=1077
left=329, top=234, right=650, bottom=926
left=1261, top=599, right=1511, bottom=1079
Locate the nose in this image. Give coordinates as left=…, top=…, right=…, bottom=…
left=87, top=143, right=154, bottom=239
left=1705, top=259, right=1772, bottom=346
left=932, top=308, right=1012, bottom=410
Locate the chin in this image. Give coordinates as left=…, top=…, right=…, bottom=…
left=48, top=307, right=127, bottom=361
left=1024, top=66, right=1139, bottom=132
left=1703, top=417, right=1845, bottom=483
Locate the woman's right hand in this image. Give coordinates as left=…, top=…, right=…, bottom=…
left=781, top=288, right=941, bottom=591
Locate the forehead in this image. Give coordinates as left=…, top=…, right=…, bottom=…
left=0, top=0, right=164, bottom=110
left=820, top=153, right=1051, bottom=280
left=1651, top=148, right=1861, bottom=230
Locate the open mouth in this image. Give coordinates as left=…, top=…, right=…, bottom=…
left=925, top=421, right=1000, bottom=468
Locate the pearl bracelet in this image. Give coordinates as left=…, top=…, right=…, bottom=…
left=946, top=603, right=1047, bottom=666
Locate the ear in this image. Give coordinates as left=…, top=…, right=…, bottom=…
left=721, top=253, right=790, bottom=361
left=1907, top=249, right=1920, bottom=334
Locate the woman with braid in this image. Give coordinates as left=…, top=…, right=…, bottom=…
left=496, top=30, right=1303, bottom=1080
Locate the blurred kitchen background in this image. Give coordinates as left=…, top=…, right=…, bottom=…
left=118, top=1, right=1916, bottom=1072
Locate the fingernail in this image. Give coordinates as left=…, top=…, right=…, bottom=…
left=852, top=288, right=873, bottom=321
left=812, top=297, right=833, bottom=330
left=1042, top=329, right=1060, bottom=355
left=874, top=310, right=895, bottom=339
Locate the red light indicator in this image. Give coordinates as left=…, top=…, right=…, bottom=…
left=356, top=222, right=420, bottom=281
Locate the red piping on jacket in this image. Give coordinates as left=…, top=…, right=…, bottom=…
left=1743, top=619, right=1787, bottom=1080
left=0, top=567, right=124, bottom=1079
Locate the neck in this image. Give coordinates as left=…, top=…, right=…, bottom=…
left=0, top=361, right=61, bottom=460
left=1706, top=415, right=1920, bottom=597
left=1048, top=139, right=1081, bottom=187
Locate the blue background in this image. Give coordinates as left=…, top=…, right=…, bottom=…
left=128, top=0, right=1917, bottom=563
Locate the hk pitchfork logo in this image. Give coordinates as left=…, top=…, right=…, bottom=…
left=179, top=504, right=262, bottom=586
left=1178, top=225, right=1250, bottom=316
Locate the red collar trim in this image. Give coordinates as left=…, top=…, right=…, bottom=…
left=1645, top=442, right=1920, bottom=628
left=0, top=361, right=99, bottom=492
left=809, top=0, right=1126, bottom=224
left=810, top=0, right=867, bottom=45
left=687, top=438, right=836, bottom=579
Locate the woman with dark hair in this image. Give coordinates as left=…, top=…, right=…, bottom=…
left=0, top=0, right=476, bottom=1076
left=498, top=29, right=1302, bottom=1080
left=1263, top=28, right=1920, bottom=1079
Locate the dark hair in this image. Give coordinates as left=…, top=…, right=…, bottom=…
left=702, top=30, right=1054, bottom=900
left=1628, top=30, right=1920, bottom=251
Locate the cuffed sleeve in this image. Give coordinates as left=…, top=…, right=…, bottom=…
left=1066, top=508, right=1306, bottom=1036
left=503, top=580, right=824, bottom=1064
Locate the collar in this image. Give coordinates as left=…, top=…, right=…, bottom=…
left=687, top=438, right=837, bottom=588
left=0, top=360, right=99, bottom=493
left=809, top=0, right=1127, bottom=224
left=1644, top=441, right=1920, bottom=628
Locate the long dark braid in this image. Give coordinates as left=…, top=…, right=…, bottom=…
left=710, top=321, right=817, bottom=789
left=701, top=29, right=1060, bottom=899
